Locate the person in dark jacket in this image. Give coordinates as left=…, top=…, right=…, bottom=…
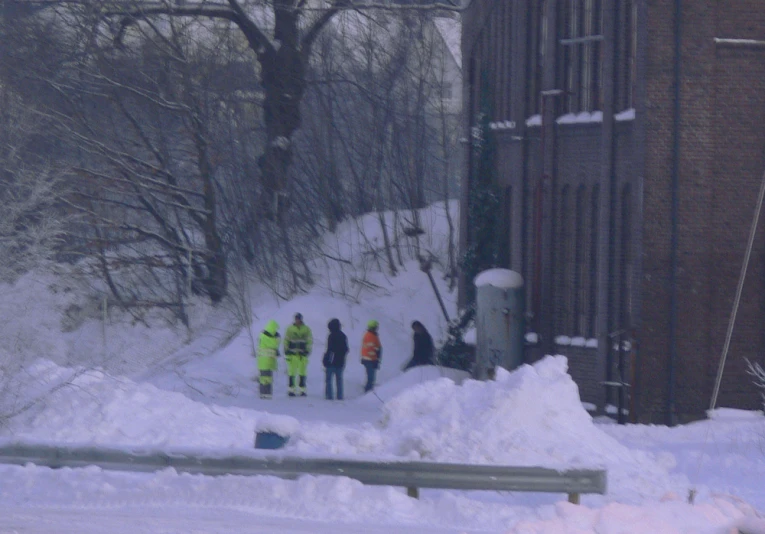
left=402, top=320, right=434, bottom=371
left=322, top=318, right=349, bottom=400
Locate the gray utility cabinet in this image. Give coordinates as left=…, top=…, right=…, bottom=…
left=474, top=269, right=525, bottom=380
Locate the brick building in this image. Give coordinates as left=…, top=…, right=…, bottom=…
left=460, top=0, right=765, bottom=423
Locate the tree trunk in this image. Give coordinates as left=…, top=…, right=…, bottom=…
left=257, top=6, right=306, bottom=222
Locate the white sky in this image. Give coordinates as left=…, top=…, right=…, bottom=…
left=0, top=202, right=764, bottom=533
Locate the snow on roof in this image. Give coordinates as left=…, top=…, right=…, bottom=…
left=474, top=268, right=523, bottom=289
left=433, top=17, right=462, bottom=69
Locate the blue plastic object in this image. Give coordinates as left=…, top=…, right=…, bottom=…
left=255, top=431, right=289, bottom=449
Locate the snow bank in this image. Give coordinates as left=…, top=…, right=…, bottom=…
left=6, top=361, right=263, bottom=448
left=293, top=356, right=692, bottom=504
left=6, top=356, right=697, bottom=505
left=256, top=414, right=300, bottom=436
left=509, top=498, right=752, bottom=534
left=2, top=357, right=758, bottom=532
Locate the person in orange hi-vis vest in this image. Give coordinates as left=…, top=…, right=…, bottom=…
left=361, top=320, right=382, bottom=393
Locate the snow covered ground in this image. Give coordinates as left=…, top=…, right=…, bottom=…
left=0, top=203, right=764, bottom=533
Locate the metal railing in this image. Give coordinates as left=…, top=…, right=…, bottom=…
left=0, top=442, right=607, bottom=503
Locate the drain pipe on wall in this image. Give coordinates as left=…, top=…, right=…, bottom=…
left=668, top=0, right=682, bottom=427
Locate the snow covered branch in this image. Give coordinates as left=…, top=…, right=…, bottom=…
left=746, top=359, right=765, bottom=410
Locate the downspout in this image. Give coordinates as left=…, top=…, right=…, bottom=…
left=668, top=0, right=682, bottom=426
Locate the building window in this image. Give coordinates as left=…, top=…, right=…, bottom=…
left=561, top=0, right=603, bottom=113
left=620, top=0, right=637, bottom=110
left=527, top=0, right=545, bottom=115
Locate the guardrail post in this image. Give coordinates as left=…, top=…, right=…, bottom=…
left=568, top=492, right=580, bottom=504
left=407, top=487, right=419, bottom=499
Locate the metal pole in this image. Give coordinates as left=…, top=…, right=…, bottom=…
left=537, top=89, right=563, bottom=354
left=533, top=98, right=545, bottom=335
left=187, top=248, right=193, bottom=296
left=710, top=167, right=765, bottom=411
left=667, top=0, right=683, bottom=427
left=102, top=296, right=107, bottom=363
left=618, top=333, right=626, bottom=425
left=426, top=269, right=451, bottom=323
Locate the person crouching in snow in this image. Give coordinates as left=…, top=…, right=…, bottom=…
left=256, top=319, right=281, bottom=399
left=322, top=318, right=348, bottom=400
left=361, top=320, right=382, bottom=393
left=402, top=320, right=434, bottom=371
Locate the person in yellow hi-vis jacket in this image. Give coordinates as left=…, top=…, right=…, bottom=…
left=257, top=319, right=281, bottom=399
left=284, top=312, right=313, bottom=397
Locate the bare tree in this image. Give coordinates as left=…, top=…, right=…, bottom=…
left=746, top=359, right=765, bottom=412
left=0, top=86, right=68, bottom=281
left=0, top=82, right=75, bottom=427
left=21, top=0, right=462, bottom=220
left=295, top=9, right=459, bottom=269
left=2, top=0, right=462, bottom=311
left=44, top=19, right=253, bottom=321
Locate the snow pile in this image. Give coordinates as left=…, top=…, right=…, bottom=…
left=0, top=461, right=758, bottom=533
left=293, top=357, right=692, bottom=504
left=379, top=356, right=598, bottom=465
left=7, top=361, right=262, bottom=448
left=508, top=498, right=759, bottom=534
left=1, top=356, right=761, bottom=532
left=256, top=414, right=300, bottom=436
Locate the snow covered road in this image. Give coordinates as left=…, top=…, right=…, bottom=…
left=0, top=507, right=480, bottom=534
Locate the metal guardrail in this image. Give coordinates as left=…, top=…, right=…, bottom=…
left=0, top=442, right=607, bottom=503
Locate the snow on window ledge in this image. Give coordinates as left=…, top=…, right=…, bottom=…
left=582, top=402, right=597, bottom=412
left=556, top=111, right=603, bottom=124
left=525, top=109, right=635, bottom=127
left=615, top=108, right=636, bottom=121
left=555, top=336, right=598, bottom=348
left=526, top=114, right=542, bottom=127
left=605, top=404, right=630, bottom=416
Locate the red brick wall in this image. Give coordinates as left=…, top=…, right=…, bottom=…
left=708, top=2, right=765, bottom=410
left=461, top=0, right=765, bottom=421
left=638, top=0, right=765, bottom=421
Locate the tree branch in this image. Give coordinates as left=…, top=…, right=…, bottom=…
left=301, top=0, right=347, bottom=59
left=224, top=0, right=277, bottom=56
left=303, top=0, right=464, bottom=13
left=101, top=1, right=276, bottom=56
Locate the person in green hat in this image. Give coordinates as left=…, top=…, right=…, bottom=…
left=360, top=319, right=382, bottom=393
left=256, top=319, right=281, bottom=399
